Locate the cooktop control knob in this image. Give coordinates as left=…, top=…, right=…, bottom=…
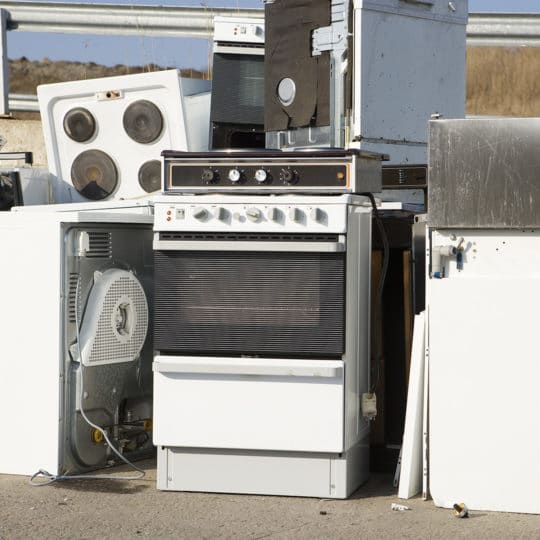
left=310, top=208, right=322, bottom=222
left=254, top=169, right=269, bottom=183
left=246, top=207, right=262, bottom=222
left=289, top=208, right=302, bottom=222
left=267, top=207, right=279, bottom=221
left=279, top=167, right=299, bottom=185
left=192, top=207, right=208, bottom=220
left=214, top=207, right=226, bottom=220
left=228, top=168, right=242, bottom=183
left=201, top=168, right=219, bottom=184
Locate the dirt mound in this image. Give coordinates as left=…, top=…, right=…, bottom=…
left=8, top=57, right=208, bottom=95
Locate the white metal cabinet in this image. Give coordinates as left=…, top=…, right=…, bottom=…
left=352, top=0, right=467, bottom=163
left=429, top=230, right=540, bottom=514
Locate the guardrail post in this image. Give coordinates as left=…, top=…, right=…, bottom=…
left=0, top=9, right=9, bottom=116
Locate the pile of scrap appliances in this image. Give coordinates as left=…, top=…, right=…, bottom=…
left=0, top=0, right=538, bottom=515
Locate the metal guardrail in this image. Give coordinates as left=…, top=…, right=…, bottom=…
left=2, top=4, right=540, bottom=113
left=9, top=93, right=39, bottom=112
left=467, top=13, right=540, bottom=47
left=0, top=2, right=262, bottom=38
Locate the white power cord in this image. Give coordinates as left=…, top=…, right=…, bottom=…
left=30, top=275, right=146, bottom=486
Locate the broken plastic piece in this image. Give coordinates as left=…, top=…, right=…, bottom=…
left=391, top=503, right=411, bottom=511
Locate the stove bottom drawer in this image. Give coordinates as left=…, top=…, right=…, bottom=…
left=153, top=356, right=344, bottom=453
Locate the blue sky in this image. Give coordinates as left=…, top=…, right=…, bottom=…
left=7, top=0, right=540, bottom=69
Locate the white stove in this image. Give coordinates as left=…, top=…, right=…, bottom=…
left=152, top=193, right=372, bottom=498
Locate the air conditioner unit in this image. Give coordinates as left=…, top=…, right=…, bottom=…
left=38, top=70, right=211, bottom=203
left=0, top=202, right=154, bottom=476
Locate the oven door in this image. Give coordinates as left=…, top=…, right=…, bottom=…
left=153, top=355, right=344, bottom=452
left=153, top=232, right=346, bottom=357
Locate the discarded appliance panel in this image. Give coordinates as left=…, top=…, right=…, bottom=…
left=265, top=0, right=468, bottom=165
left=161, top=148, right=384, bottom=194
left=428, top=118, right=540, bottom=514
left=38, top=70, right=210, bottom=203
left=0, top=203, right=154, bottom=476
left=211, top=16, right=265, bottom=149
left=429, top=118, right=540, bottom=229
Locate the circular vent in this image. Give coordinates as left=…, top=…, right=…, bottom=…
left=71, top=149, right=118, bottom=200
left=138, top=160, right=161, bottom=193
left=63, top=107, right=96, bottom=142
left=123, top=100, right=163, bottom=144
left=78, top=269, right=149, bottom=367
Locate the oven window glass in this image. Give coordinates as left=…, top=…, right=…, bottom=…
left=210, top=53, right=264, bottom=126
left=154, top=250, right=345, bottom=357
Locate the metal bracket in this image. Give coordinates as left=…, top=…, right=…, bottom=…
left=0, top=151, right=33, bottom=165
left=312, top=0, right=349, bottom=56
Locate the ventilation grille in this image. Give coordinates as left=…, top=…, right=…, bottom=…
left=154, top=250, right=345, bottom=356
left=88, top=274, right=148, bottom=365
left=159, top=232, right=340, bottom=243
left=68, top=273, right=79, bottom=323
left=87, top=232, right=112, bottom=258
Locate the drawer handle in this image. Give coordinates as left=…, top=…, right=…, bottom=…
left=153, top=361, right=342, bottom=378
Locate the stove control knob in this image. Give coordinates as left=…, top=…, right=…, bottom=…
left=201, top=168, right=219, bottom=184
left=279, top=167, right=299, bottom=185
left=267, top=207, right=279, bottom=221
left=192, top=207, right=208, bottom=220
left=228, top=168, right=243, bottom=183
left=310, top=208, right=322, bottom=222
left=289, top=208, right=302, bottom=222
left=254, top=169, right=269, bottom=183
left=214, top=207, right=226, bottom=220
left=246, top=207, right=262, bottom=222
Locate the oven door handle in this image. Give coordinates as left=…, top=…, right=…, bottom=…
left=153, top=357, right=343, bottom=378
left=153, top=238, right=346, bottom=252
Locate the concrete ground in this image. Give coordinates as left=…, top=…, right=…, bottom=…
left=1, top=460, right=539, bottom=539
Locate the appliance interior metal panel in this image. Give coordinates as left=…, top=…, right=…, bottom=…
left=64, top=223, right=155, bottom=473
left=154, top=248, right=345, bottom=356
left=428, top=118, right=540, bottom=228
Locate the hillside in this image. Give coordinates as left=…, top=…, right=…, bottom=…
left=467, top=47, right=540, bottom=116
left=8, top=47, right=540, bottom=117
left=8, top=57, right=207, bottom=94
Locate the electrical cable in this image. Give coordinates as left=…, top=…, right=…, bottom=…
left=361, top=192, right=390, bottom=394
left=30, top=276, right=146, bottom=486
